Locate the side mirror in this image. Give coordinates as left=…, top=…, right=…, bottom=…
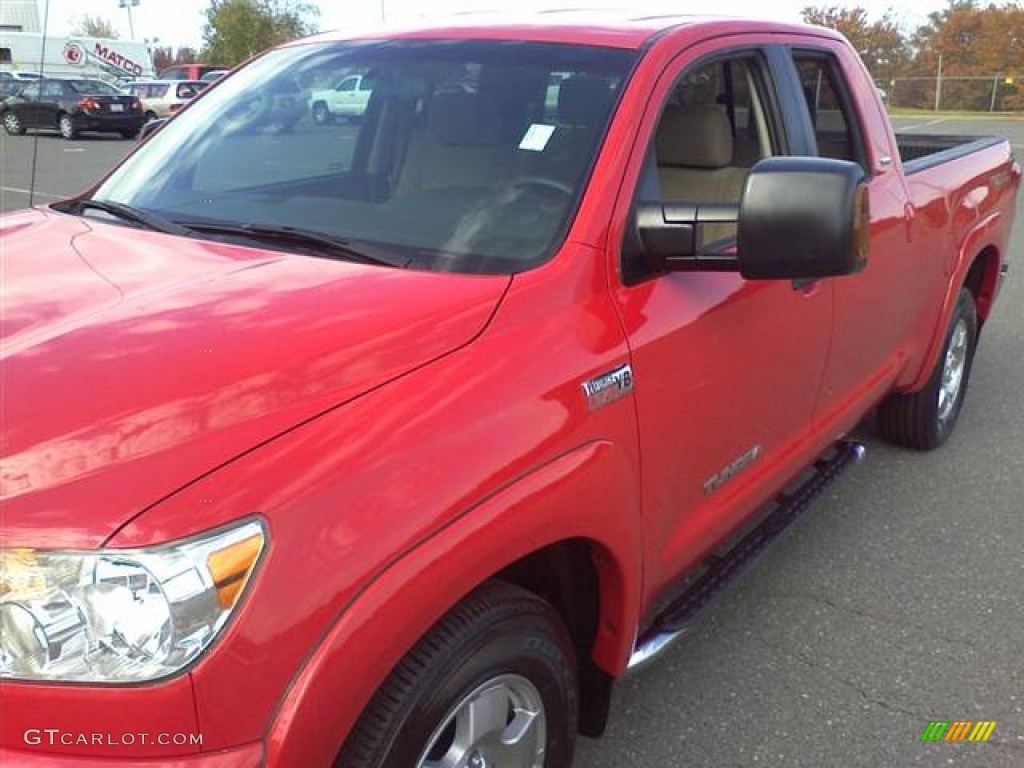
left=737, top=157, right=870, bottom=280
left=138, top=118, right=166, bottom=141
left=632, top=156, right=870, bottom=280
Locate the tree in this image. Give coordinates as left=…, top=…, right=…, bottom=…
left=801, top=5, right=911, bottom=86
left=71, top=14, right=120, bottom=39
left=152, top=46, right=201, bottom=71
left=913, top=1, right=1024, bottom=109
left=201, top=0, right=319, bottom=66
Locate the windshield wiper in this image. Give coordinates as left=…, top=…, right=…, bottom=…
left=180, top=221, right=409, bottom=268
left=65, top=198, right=195, bottom=237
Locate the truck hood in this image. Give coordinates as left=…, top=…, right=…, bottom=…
left=0, top=209, right=510, bottom=548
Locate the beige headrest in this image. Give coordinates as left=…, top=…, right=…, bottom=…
left=656, top=105, right=733, bottom=169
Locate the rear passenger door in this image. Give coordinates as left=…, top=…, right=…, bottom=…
left=782, top=46, right=917, bottom=421
left=609, top=43, right=834, bottom=595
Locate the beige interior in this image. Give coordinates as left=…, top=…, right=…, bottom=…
left=655, top=104, right=747, bottom=244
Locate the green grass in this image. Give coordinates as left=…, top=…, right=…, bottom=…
left=887, top=106, right=1023, bottom=118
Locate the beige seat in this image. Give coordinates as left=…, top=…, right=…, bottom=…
left=396, top=92, right=514, bottom=195
left=655, top=104, right=747, bottom=245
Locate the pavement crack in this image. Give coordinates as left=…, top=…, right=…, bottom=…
left=753, top=635, right=932, bottom=721
left=759, top=591, right=977, bottom=651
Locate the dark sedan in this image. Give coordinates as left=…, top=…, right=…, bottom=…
left=0, top=78, right=145, bottom=140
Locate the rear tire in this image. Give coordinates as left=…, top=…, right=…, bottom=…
left=2, top=110, right=26, bottom=135
left=58, top=113, right=78, bottom=140
left=120, top=129, right=140, bottom=139
left=336, top=581, right=578, bottom=768
left=878, top=288, right=978, bottom=450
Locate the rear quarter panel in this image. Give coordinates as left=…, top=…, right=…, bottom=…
left=897, top=140, right=1020, bottom=391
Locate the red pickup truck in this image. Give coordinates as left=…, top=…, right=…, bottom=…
left=0, top=13, right=1019, bottom=768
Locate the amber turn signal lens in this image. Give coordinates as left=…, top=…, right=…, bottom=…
left=852, top=183, right=871, bottom=269
left=207, top=534, right=263, bottom=609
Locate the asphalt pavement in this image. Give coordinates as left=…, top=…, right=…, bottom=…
left=1, top=116, right=1022, bottom=766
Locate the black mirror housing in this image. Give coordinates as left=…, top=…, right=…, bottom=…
left=737, top=157, right=870, bottom=280
left=634, top=202, right=739, bottom=274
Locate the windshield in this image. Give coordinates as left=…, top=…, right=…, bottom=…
left=91, top=40, right=636, bottom=274
left=70, top=80, right=122, bottom=95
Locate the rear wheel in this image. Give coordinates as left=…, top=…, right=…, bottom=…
left=878, top=288, right=978, bottom=450
left=120, top=129, right=140, bottom=139
left=58, top=113, right=78, bottom=140
left=336, top=581, right=578, bottom=768
left=144, top=110, right=158, bottom=123
left=2, top=110, right=26, bottom=135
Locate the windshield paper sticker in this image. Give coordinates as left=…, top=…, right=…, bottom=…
left=519, top=124, right=556, bottom=152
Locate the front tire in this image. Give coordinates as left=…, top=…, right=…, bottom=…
left=337, top=581, right=578, bottom=768
left=2, top=110, right=26, bottom=135
left=58, top=113, right=78, bottom=140
left=312, top=101, right=331, bottom=124
left=878, top=288, right=978, bottom=450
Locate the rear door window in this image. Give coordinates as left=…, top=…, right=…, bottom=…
left=791, top=53, right=866, bottom=168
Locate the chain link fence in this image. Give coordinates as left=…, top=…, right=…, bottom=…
left=882, top=75, right=1022, bottom=112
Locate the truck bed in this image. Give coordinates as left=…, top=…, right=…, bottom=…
left=896, top=133, right=1006, bottom=173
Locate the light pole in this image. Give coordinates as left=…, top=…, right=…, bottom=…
left=119, top=0, right=140, bottom=39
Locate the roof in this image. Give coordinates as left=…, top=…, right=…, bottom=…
left=303, top=11, right=836, bottom=50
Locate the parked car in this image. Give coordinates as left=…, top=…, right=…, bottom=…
left=201, top=69, right=231, bottom=82
left=0, top=70, right=42, bottom=81
left=127, top=79, right=207, bottom=121
left=159, top=63, right=225, bottom=81
left=0, top=77, right=144, bottom=139
left=0, top=79, right=24, bottom=101
left=309, top=72, right=373, bottom=123
left=0, top=13, right=1019, bottom=768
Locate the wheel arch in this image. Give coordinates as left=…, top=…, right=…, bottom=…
left=264, top=440, right=643, bottom=767
left=907, top=220, right=1004, bottom=393
left=963, top=245, right=1000, bottom=327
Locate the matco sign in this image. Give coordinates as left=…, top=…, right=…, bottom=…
left=63, top=40, right=145, bottom=77
left=62, top=42, right=86, bottom=67
left=92, top=42, right=145, bottom=76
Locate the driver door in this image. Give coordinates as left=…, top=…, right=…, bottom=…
left=610, top=44, right=834, bottom=597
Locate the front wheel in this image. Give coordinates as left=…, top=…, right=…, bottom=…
left=58, top=113, right=78, bottom=140
left=311, top=101, right=331, bottom=124
left=878, top=288, right=978, bottom=450
left=2, top=110, right=26, bottom=135
left=336, top=581, right=578, bottom=768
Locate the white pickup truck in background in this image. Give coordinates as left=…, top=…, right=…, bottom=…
left=308, top=73, right=373, bottom=123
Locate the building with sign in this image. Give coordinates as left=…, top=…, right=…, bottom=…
left=0, top=32, right=155, bottom=81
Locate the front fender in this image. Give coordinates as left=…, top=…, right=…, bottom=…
left=265, top=440, right=642, bottom=768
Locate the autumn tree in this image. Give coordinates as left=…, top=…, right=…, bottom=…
left=801, top=5, right=911, bottom=85
left=201, top=0, right=319, bottom=66
left=71, top=15, right=120, bottom=39
left=913, top=1, right=1024, bottom=109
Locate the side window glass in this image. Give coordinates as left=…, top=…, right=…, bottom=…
left=339, top=78, right=357, bottom=92
left=22, top=83, right=40, bottom=100
left=793, top=54, right=865, bottom=166
left=651, top=56, right=776, bottom=246
left=43, top=81, right=65, bottom=99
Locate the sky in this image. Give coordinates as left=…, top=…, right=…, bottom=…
left=34, top=0, right=948, bottom=49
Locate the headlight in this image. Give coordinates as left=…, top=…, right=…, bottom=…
left=0, top=519, right=264, bottom=683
